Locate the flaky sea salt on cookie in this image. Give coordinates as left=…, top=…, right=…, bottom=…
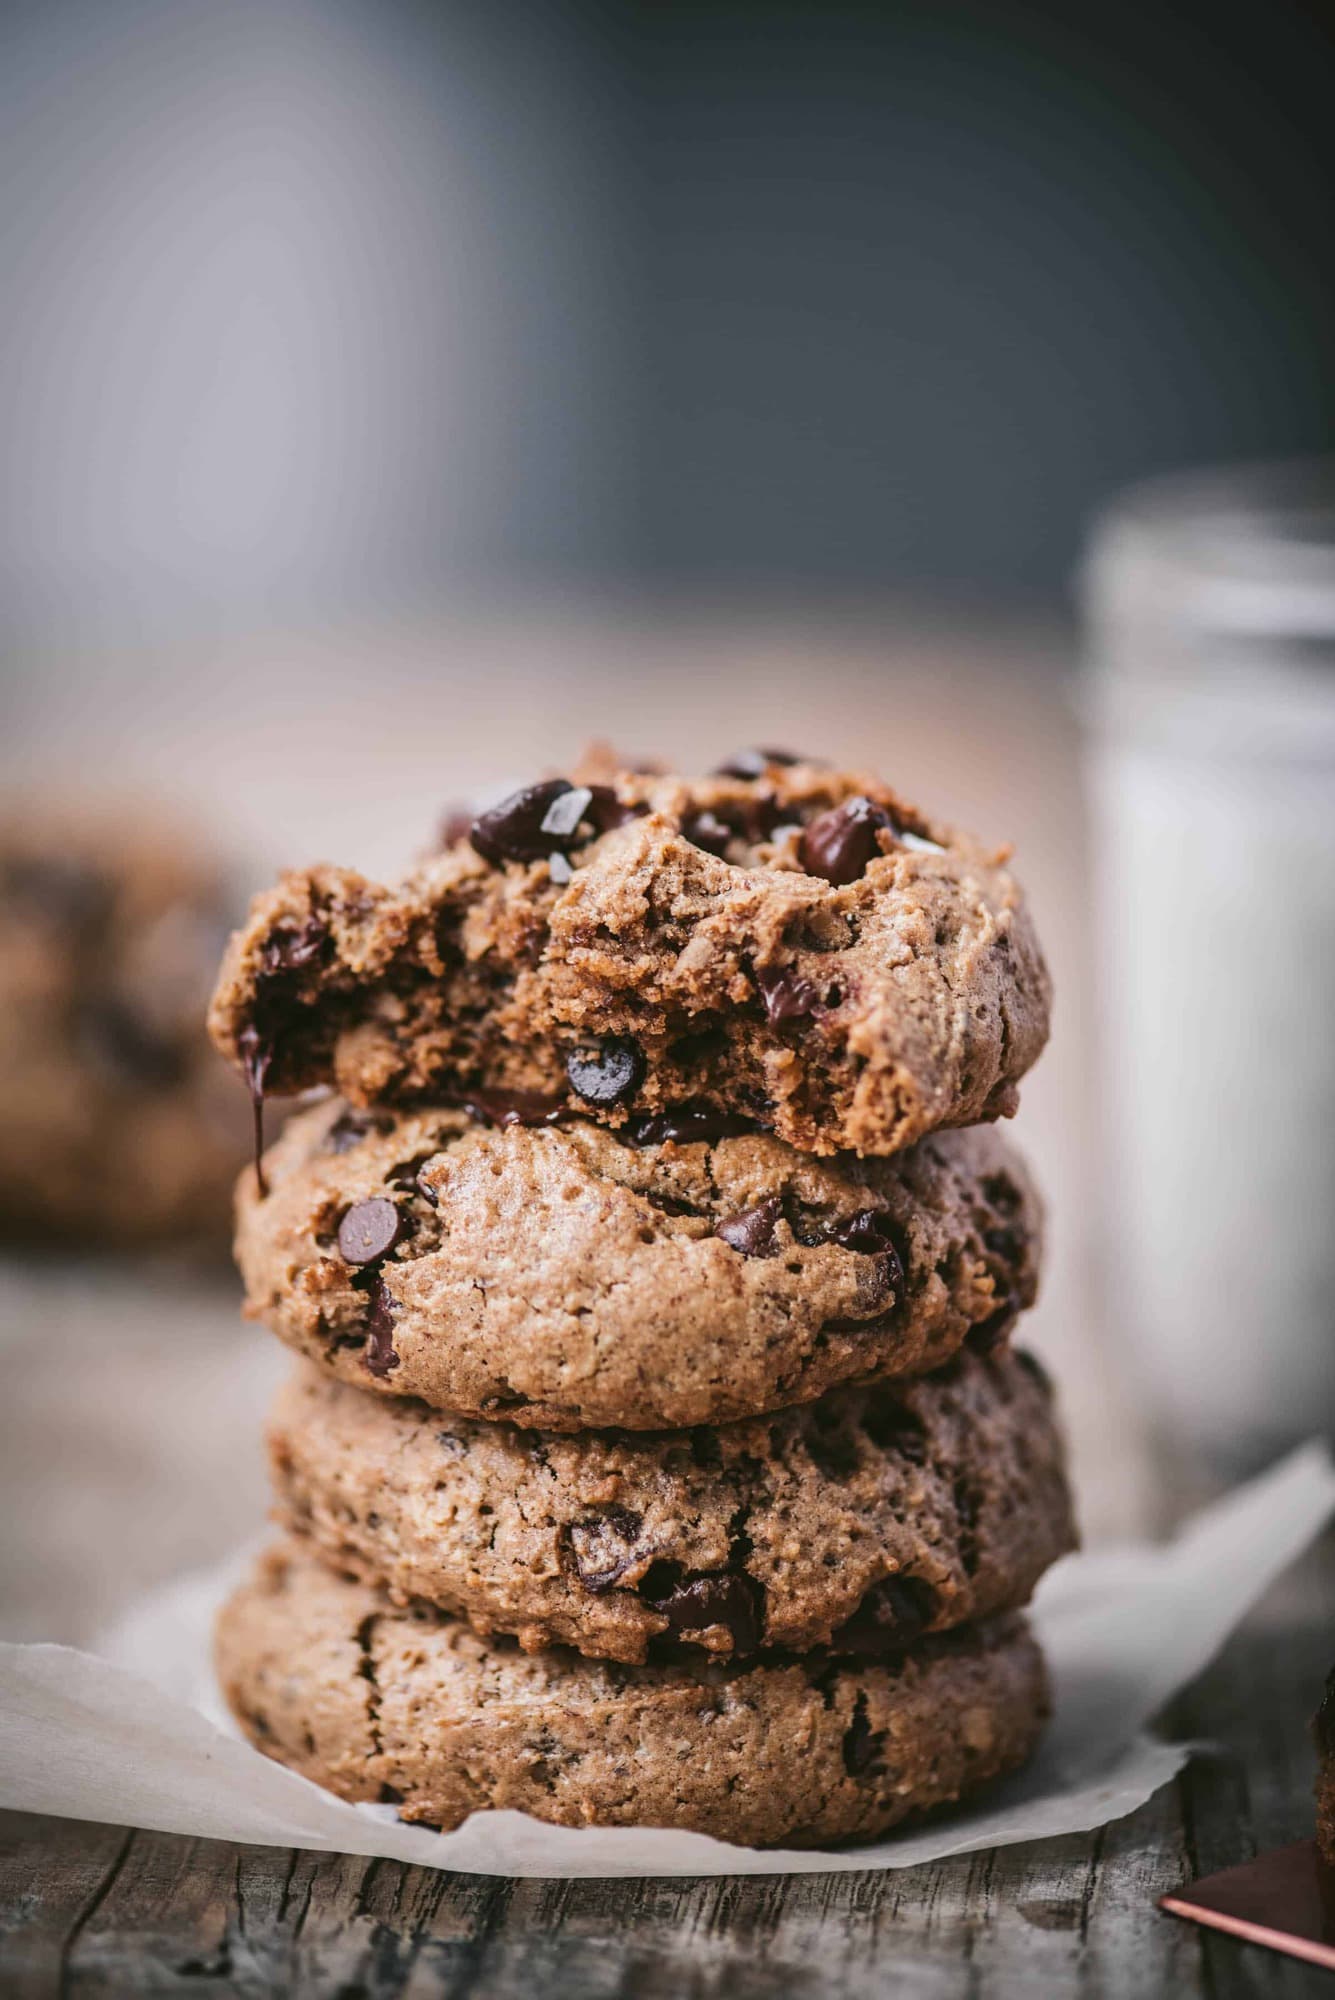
left=209, top=751, right=1050, bottom=1160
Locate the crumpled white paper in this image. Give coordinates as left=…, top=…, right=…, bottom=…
left=2, top=1444, right=1331, bottom=1879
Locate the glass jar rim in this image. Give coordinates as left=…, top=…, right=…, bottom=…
left=1082, top=457, right=1335, bottom=646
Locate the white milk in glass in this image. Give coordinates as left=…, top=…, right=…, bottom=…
left=1084, top=463, right=1335, bottom=1465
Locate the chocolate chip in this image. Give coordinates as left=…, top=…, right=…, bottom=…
left=981, top=1173, right=1023, bottom=1217
left=471, top=781, right=645, bottom=867
left=1013, top=1348, right=1052, bottom=1393
left=857, top=1392, right=927, bottom=1460
left=799, top=797, right=899, bottom=886
left=682, top=811, right=734, bottom=858
left=833, top=1576, right=936, bottom=1657
left=454, top=1088, right=570, bottom=1129
left=967, top=1304, right=1015, bottom=1354
left=984, top=1224, right=1022, bottom=1264
left=561, top=1507, right=646, bottom=1593
left=363, top=1275, right=401, bottom=1378
left=842, top=1692, right=886, bottom=1777
left=584, top=785, right=647, bottom=833
left=639, top=1565, right=765, bottom=1653
left=716, top=1195, right=783, bottom=1258
left=628, top=1107, right=754, bottom=1146
left=832, top=1210, right=903, bottom=1276
left=337, top=1197, right=403, bottom=1265
left=565, top=1036, right=645, bottom=1107
left=802, top=1418, right=862, bottom=1482
left=754, top=964, right=821, bottom=1026
left=714, top=749, right=802, bottom=778
left=470, top=780, right=579, bottom=866
left=547, top=852, right=573, bottom=886
left=76, top=999, right=185, bottom=1091
left=261, top=916, right=330, bottom=975
left=324, top=1108, right=392, bottom=1154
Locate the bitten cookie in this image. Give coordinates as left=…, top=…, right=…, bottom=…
left=269, top=1346, right=1075, bottom=1663
left=0, top=806, right=249, bottom=1245
left=217, top=1540, right=1049, bottom=1847
left=209, top=753, right=1050, bottom=1160
left=237, top=1097, right=1040, bottom=1429
left=1317, top=1669, right=1335, bottom=1864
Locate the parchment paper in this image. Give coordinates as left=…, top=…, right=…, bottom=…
left=1, top=1445, right=1331, bottom=1879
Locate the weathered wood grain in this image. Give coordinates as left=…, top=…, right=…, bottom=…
left=1, top=1595, right=1330, bottom=1998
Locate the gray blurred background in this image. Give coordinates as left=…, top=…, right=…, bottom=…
left=2, top=0, right=1331, bottom=640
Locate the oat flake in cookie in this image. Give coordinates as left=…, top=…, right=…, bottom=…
left=0, top=804, right=249, bottom=1245
left=268, top=1345, right=1075, bottom=1663
left=236, top=1096, right=1041, bottom=1430
left=208, top=753, right=1051, bottom=1158
left=216, top=1540, right=1050, bottom=1848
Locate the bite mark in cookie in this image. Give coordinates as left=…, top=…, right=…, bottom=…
left=208, top=755, right=1050, bottom=1159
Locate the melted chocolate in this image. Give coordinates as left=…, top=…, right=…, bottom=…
left=561, top=1507, right=646, bottom=1593
left=799, top=796, right=900, bottom=887
left=681, top=810, right=734, bottom=858
left=832, top=1576, right=936, bottom=1656
left=716, top=1195, right=783, bottom=1258
left=566, top=1037, right=645, bottom=1108
left=639, top=1565, right=765, bottom=1653
left=584, top=785, right=647, bottom=833
left=324, top=1108, right=392, bottom=1154
left=362, top=1275, right=401, bottom=1379
left=453, top=1088, right=571, bottom=1129
left=239, top=916, right=333, bottom=1194
left=237, top=1023, right=273, bottom=1196
left=627, top=1107, right=755, bottom=1147
left=842, top=1692, right=886, bottom=1776
left=754, top=964, right=821, bottom=1026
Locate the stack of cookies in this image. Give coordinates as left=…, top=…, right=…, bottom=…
left=209, top=750, right=1075, bottom=1848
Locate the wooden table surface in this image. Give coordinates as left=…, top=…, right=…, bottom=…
left=2, top=604, right=1330, bottom=1996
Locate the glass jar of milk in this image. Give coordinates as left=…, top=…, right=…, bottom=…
left=1083, top=461, right=1335, bottom=1469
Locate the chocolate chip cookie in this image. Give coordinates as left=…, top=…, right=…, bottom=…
left=0, top=806, right=249, bottom=1245
left=216, top=1539, right=1049, bottom=1846
left=208, top=753, right=1050, bottom=1160
left=268, top=1345, right=1074, bottom=1663
left=1317, top=1669, right=1335, bottom=1863
left=238, top=1097, right=1040, bottom=1429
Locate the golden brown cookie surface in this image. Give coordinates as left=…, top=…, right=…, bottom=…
left=216, top=1539, right=1050, bottom=1847
left=237, top=1096, right=1041, bottom=1428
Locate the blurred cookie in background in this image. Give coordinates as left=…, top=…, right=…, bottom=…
left=0, top=802, right=252, bottom=1249
left=1317, top=1670, right=1335, bottom=1865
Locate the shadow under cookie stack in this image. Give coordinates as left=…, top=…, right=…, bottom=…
left=209, top=749, right=1076, bottom=1849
